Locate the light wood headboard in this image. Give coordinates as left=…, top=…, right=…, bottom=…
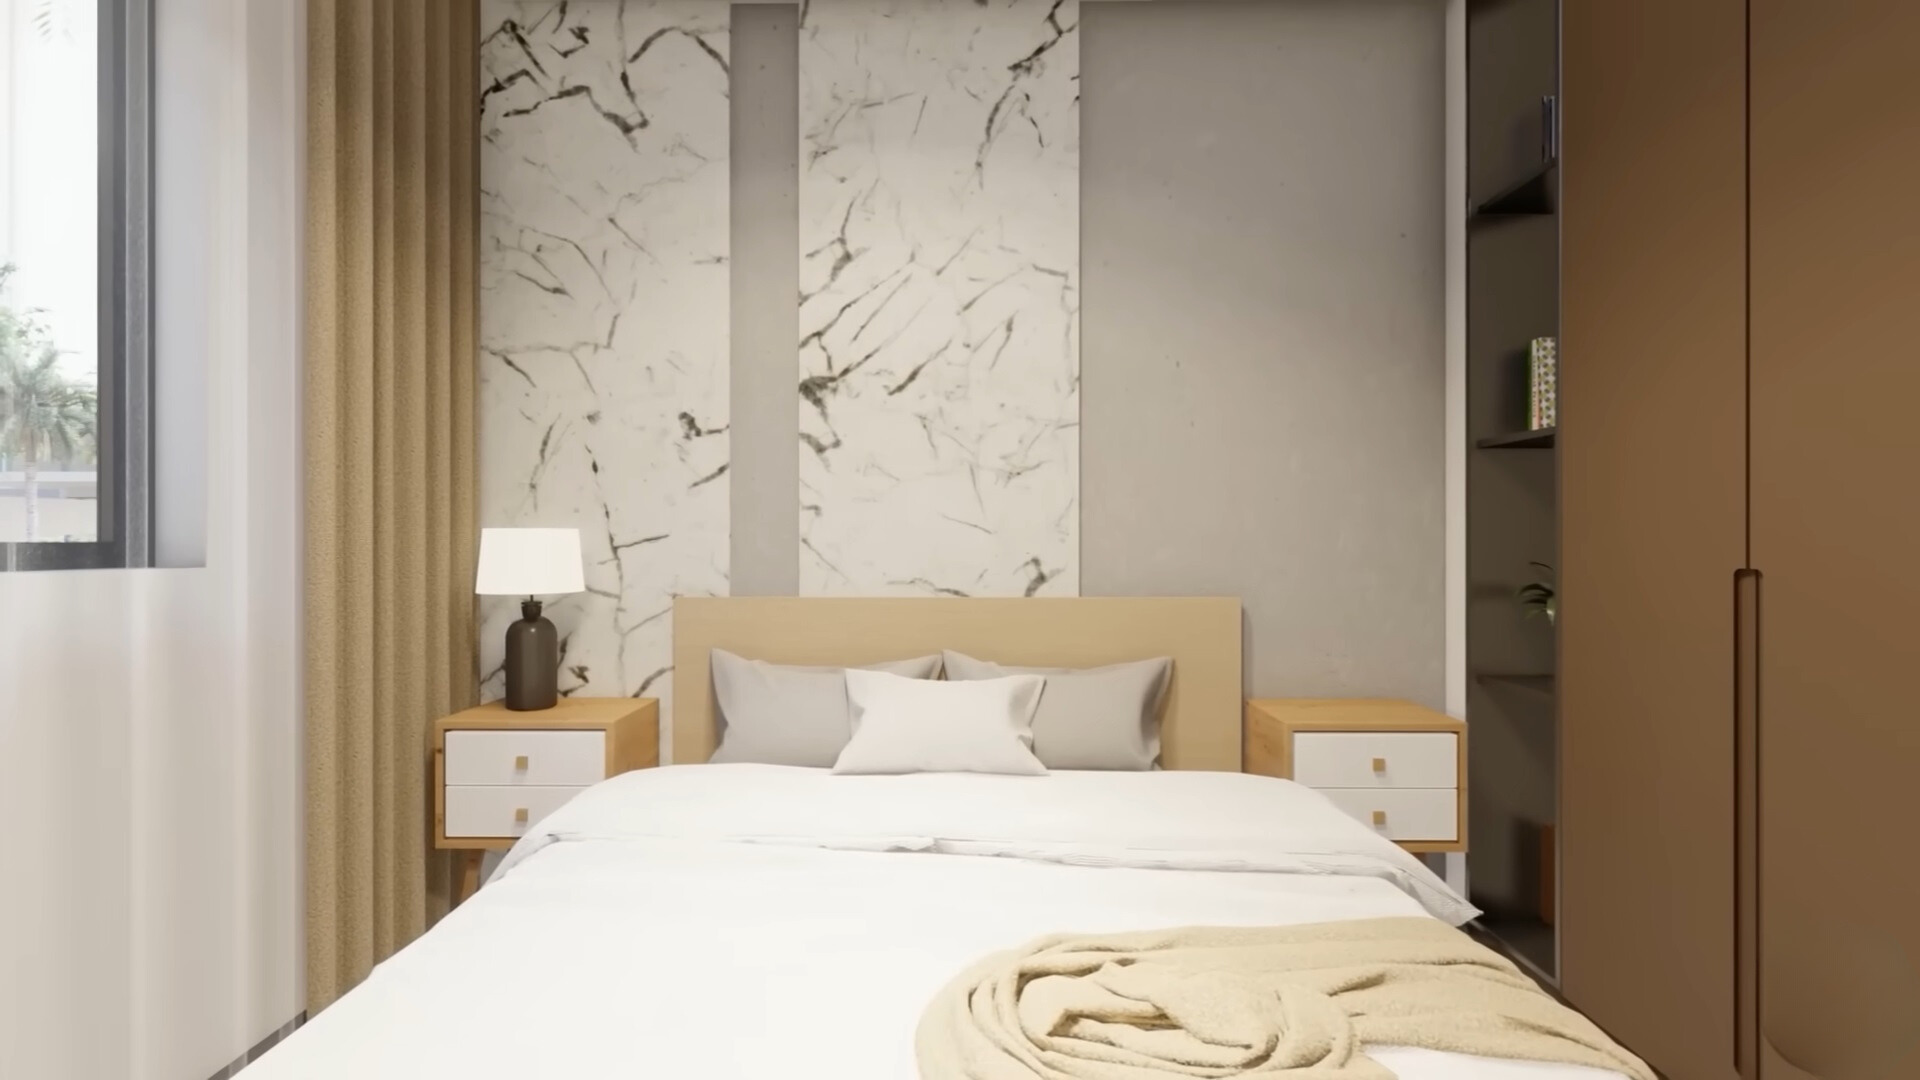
left=671, top=597, right=1243, bottom=770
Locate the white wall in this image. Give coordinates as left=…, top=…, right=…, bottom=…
left=0, top=2, right=303, bottom=1079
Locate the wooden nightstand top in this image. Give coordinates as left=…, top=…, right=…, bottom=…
left=1246, top=698, right=1464, bottom=734
left=435, top=696, right=659, bottom=733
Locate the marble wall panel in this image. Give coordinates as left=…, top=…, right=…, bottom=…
left=479, top=1, right=730, bottom=742
left=797, top=0, right=1081, bottom=597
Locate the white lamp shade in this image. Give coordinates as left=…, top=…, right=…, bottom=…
left=475, top=528, right=585, bottom=597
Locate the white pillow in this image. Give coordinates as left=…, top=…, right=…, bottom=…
left=707, top=649, right=944, bottom=767
left=942, top=651, right=1172, bottom=770
left=832, top=670, right=1049, bottom=776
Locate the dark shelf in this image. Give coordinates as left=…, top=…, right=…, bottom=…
left=1477, top=427, right=1555, bottom=450
left=1470, top=160, right=1557, bottom=219
left=1475, top=672, right=1556, bottom=693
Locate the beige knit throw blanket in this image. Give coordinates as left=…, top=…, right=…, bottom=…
left=917, top=917, right=1655, bottom=1080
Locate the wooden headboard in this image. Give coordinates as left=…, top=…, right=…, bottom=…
left=671, top=597, right=1244, bottom=770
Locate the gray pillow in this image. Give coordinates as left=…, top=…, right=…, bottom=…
left=941, top=651, right=1173, bottom=771
left=708, top=649, right=943, bottom=767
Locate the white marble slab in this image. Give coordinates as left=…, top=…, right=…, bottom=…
left=798, top=0, right=1081, bottom=598
left=479, top=1, right=729, bottom=744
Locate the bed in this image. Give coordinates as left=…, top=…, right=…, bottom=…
left=248, top=598, right=1632, bottom=1080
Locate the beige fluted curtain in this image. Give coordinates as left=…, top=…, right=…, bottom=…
left=305, top=0, right=481, bottom=1012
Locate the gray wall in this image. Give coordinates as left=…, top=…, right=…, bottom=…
left=1080, top=0, right=1447, bottom=703
left=731, top=3, right=801, bottom=596
left=730, top=0, right=1448, bottom=702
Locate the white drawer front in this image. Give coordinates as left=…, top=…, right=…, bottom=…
left=444, top=729, right=606, bottom=786
left=1318, top=788, right=1458, bottom=843
left=443, top=785, right=586, bottom=839
left=1292, top=732, right=1457, bottom=789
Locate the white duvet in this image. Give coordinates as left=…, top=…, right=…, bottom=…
left=249, top=766, right=1624, bottom=1080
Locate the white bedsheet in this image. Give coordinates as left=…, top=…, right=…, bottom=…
left=248, top=766, right=1624, bottom=1080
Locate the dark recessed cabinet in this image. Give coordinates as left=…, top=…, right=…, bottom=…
left=1468, top=0, right=1560, bottom=209
left=1465, top=0, right=1560, bottom=983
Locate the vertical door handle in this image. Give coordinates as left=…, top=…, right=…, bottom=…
left=1734, top=569, right=1762, bottom=1079
left=1542, top=95, right=1559, bottom=162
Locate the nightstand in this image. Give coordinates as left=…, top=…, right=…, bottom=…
left=433, top=697, right=659, bottom=903
left=1244, top=698, right=1467, bottom=854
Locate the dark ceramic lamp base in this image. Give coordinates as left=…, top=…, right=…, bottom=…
left=503, top=598, right=559, bottom=711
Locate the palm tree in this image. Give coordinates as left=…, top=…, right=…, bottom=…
left=0, top=268, right=97, bottom=542
left=31, top=1, right=77, bottom=43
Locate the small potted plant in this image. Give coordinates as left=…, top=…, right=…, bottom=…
left=1517, top=562, right=1556, bottom=625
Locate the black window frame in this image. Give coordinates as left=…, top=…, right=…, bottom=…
left=1, top=0, right=153, bottom=573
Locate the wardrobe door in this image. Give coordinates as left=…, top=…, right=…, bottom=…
left=1560, top=2, right=1748, bottom=1077
left=1750, top=3, right=1920, bottom=1078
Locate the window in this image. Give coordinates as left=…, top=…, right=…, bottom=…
left=0, top=0, right=150, bottom=571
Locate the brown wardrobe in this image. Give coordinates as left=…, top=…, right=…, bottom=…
left=1562, top=2, right=1920, bottom=1079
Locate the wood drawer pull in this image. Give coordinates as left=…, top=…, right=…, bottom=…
left=514, top=755, right=530, bottom=771
left=1372, top=810, right=1387, bottom=826
left=514, top=807, right=529, bottom=825
left=1371, top=757, right=1387, bottom=773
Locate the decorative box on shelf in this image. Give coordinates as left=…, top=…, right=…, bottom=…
left=1529, top=336, right=1558, bottom=431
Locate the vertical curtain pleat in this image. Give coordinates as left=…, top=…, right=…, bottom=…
left=338, top=0, right=378, bottom=995
left=302, top=0, right=342, bottom=1011
left=368, top=0, right=397, bottom=964
left=305, top=0, right=479, bottom=1014
left=450, top=0, right=480, bottom=710
left=392, top=0, right=430, bottom=951
left=422, top=0, right=456, bottom=915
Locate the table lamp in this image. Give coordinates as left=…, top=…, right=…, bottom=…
left=476, top=527, right=585, bottom=711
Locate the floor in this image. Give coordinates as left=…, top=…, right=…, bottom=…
left=1473, top=914, right=1557, bottom=986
